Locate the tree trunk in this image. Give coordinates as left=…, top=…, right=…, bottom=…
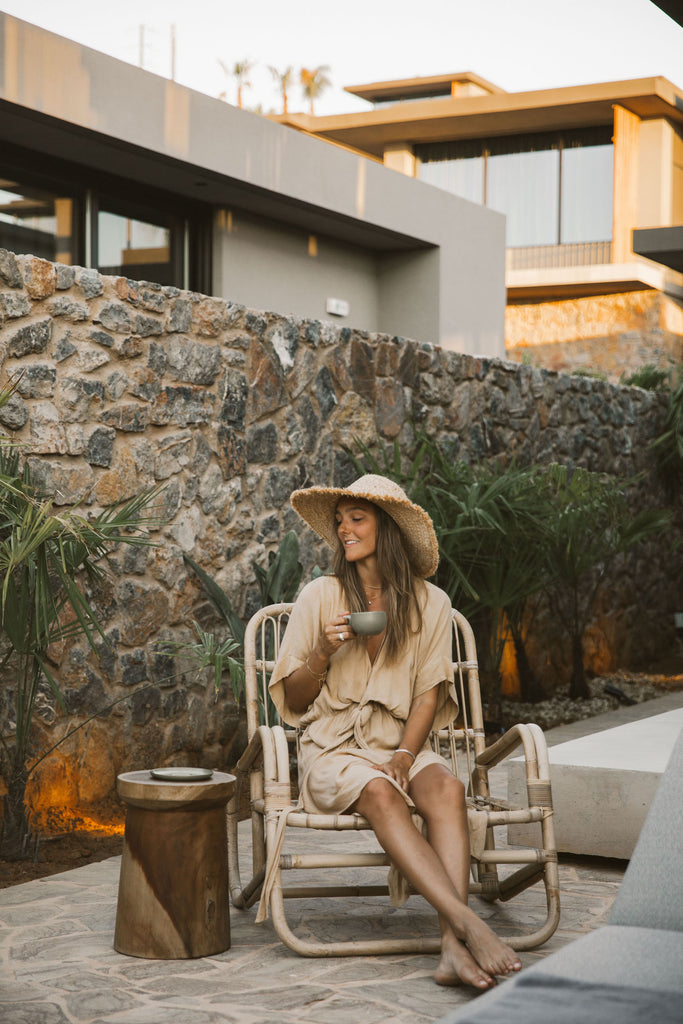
left=0, top=765, right=32, bottom=861
left=471, top=609, right=501, bottom=710
left=569, top=632, right=590, bottom=699
left=510, top=627, right=546, bottom=703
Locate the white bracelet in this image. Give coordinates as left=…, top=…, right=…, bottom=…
left=396, top=748, right=415, bottom=761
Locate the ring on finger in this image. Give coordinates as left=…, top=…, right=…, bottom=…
left=338, top=631, right=344, bottom=642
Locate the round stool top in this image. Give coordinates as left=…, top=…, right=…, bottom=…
left=117, top=769, right=236, bottom=810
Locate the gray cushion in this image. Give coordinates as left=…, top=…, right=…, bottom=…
left=436, top=928, right=683, bottom=1023
left=609, top=728, right=683, bottom=931
left=437, top=972, right=682, bottom=1024
left=531, top=925, right=683, bottom=990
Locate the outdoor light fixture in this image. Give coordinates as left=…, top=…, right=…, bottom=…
left=326, top=297, right=349, bottom=317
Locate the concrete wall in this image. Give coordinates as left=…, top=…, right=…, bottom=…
left=638, top=119, right=683, bottom=228
left=212, top=209, right=381, bottom=332
left=0, top=251, right=677, bottom=826
left=673, top=125, right=683, bottom=224
left=377, top=248, right=440, bottom=345
left=0, top=13, right=506, bottom=359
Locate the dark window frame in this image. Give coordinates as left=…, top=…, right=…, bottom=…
left=0, top=141, right=212, bottom=292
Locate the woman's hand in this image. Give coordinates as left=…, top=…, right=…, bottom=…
left=378, top=751, right=413, bottom=792
left=284, top=613, right=356, bottom=713
left=317, top=612, right=355, bottom=656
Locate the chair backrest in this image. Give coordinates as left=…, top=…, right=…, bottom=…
left=243, top=603, right=488, bottom=781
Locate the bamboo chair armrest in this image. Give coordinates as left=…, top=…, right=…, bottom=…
left=236, top=724, right=291, bottom=782
left=271, top=724, right=293, bottom=784
left=257, top=724, right=292, bottom=815
left=525, top=722, right=552, bottom=780
left=475, top=722, right=554, bottom=808
left=475, top=722, right=539, bottom=772
left=235, top=726, right=270, bottom=774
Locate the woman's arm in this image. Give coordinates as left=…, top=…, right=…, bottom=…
left=378, top=686, right=440, bottom=791
left=283, top=611, right=351, bottom=713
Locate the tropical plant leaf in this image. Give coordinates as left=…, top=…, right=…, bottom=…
left=183, top=554, right=246, bottom=645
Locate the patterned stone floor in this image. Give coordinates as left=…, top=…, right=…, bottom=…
left=6, top=699, right=676, bottom=1024
left=0, top=835, right=624, bottom=1024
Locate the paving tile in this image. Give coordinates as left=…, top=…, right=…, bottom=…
left=114, top=959, right=225, bottom=982
left=0, top=1002, right=71, bottom=1023
left=340, top=977, right=472, bottom=1018
left=64, top=989, right=144, bottom=1019
left=298, top=992, right=417, bottom=1023
left=88, top=1008, right=234, bottom=1024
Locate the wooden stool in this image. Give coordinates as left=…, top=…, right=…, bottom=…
left=114, top=770, right=235, bottom=959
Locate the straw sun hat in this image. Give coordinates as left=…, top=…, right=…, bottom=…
left=291, top=474, right=439, bottom=578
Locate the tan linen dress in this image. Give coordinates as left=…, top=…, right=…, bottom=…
left=269, top=574, right=458, bottom=816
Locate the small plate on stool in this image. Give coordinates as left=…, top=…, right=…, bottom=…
left=150, top=767, right=214, bottom=782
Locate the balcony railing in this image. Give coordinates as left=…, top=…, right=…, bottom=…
left=507, top=241, right=612, bottom=271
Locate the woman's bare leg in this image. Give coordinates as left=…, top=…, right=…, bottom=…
left=355, top=774, right=521, bottom=988
left=409, top=765, right=475, bottom=985
left=409, top=764, right=520, bottom=985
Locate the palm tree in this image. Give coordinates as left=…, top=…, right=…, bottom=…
left=539, top=465, right=670, bottom=699
left=218, top=59, right=253, bottom=109
left=300, top=65, right=331, bottom=115
left=0, top=398, right=164, bottom=859
left=269, top=65, right=294, bottom=115
left=423, top=458, right=551, bottom=705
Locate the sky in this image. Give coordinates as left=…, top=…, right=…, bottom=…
left=2, top=0, right=682, bottom=116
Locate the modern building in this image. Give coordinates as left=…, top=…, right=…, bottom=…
left=277, top=71, right=683, bottom=378
left=0, top=14, right=506, bottom=358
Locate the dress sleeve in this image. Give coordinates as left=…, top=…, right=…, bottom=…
left=413, top=587, right=458, bottom=729
left=268, top=578, right=325, bottom=727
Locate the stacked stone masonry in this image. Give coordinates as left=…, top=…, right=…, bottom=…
left=0, top=251, right=678, bottom=823
left=506, top=290, right=683, bottom=381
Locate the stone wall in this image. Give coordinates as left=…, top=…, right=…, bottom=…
left=506, top=290, right=683, bottom=382
left=0, top=250, right=678, bottom=824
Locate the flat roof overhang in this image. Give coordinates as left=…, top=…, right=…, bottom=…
left=345, top=71, right=507, bottom=102
left=0, top=98, right=429, bottom=255
left=633, top=226, right=683, bottom=273
left=287, top=78, right=683, bottom=158
left=507, top=278, right=657, bottom=302
left=506, top=256, right=683, bottom=302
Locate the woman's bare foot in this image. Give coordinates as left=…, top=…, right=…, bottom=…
left=435, top=933, right=496, bottom=989
left=462, top=915, right=522, bottom=977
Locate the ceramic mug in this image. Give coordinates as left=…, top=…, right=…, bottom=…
left=345, top=610, right=387, bottom=636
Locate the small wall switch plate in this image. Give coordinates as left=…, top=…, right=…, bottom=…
left=326, top=297, right=349, bottom=317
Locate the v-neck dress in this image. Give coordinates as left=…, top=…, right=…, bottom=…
left=269, top=574, right=458, bottom=816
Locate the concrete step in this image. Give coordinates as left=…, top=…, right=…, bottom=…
left=507, top=707, right=683, bottom=858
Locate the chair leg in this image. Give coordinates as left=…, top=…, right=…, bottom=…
left=268, top=875, right=442, bottom=957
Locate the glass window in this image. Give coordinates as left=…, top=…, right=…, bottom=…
left=417, top=142, right=484, bottom=205
left=561, top=142, right=613, bottom=244
left=415, top=129, right=613, bottom=250
left=97, top=207, right=174, bottom=284
left=486, top=141, right=560, bottom=247
left=0, top=179, right=76, bottom=263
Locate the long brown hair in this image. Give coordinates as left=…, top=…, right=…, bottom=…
left=332, top=503, right=423, bottom=662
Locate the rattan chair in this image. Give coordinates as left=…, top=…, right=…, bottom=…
left=227, top=602, right=560, bottom=956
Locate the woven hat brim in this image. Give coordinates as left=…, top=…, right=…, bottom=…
left=291, top=483, right=439, bottom=578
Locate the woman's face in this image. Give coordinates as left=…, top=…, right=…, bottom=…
left=335, top=498, right=378, bottom=564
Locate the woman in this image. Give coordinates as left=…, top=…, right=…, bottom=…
left=267, top=474, right=522, bottom=989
